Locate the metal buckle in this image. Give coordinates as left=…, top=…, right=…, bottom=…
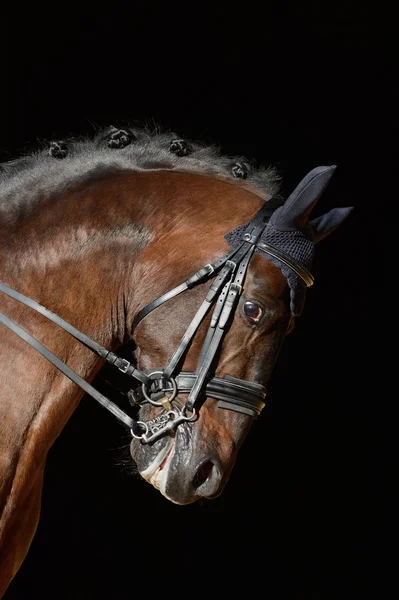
left=118, top=358, right=131, bottom=374
left=204, top=263, right=214, bottom=275
left=229, top=282, right=242, bottom=294
left=128, top=387, right=144, bottom=407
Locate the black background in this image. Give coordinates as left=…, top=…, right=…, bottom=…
left=2, top=3, right=387, bottom=598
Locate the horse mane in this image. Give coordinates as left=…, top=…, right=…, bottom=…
left=0, top=125, right=282, bottom=221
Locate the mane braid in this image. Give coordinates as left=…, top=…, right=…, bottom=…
left=0, top=125, right=283, bottom=220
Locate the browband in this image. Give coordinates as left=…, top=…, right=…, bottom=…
left=255, top=240, right=314, bottom=287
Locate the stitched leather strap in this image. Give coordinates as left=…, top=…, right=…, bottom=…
left=129, top=371, right=266, bottom=418
left=131, top=244, right=244, bottom=331
left=255, top=240, right=314, bottom=287
left=185, top=244, right=255, bottom=411
left=0, top=282, right=149, bottom=384
left=0, top=313, right=136, bottom=430
left=162, top=260, right=236, bottom=380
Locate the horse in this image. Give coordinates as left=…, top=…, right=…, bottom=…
left=0, top=125, right=352, bottom=597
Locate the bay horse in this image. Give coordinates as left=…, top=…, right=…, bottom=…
left=0, top=126, right=352, bottom=597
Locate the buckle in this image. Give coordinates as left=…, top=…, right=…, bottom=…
left=128, top=387, right=144, bottom=407
left=117, top=358, right=131, bottom=374
left=225, top=260, right=236, bottom=270
left=230, top=282, right=242, bottom=294
left=141, top=371, right=178, bottom=406
left=186, top=263, right=214, bottom=289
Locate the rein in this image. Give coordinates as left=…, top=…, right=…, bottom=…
left=0, top=202, right=314, bottom=444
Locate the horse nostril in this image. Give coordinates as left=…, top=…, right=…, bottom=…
left=192, top=460, right=215, bottom=490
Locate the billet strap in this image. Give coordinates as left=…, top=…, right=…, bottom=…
left=0, top=313, right=136, bottom=431
left=162, top=260, right=236, bottom=380
left=185, top=243, right=255, bottom=411
left=0, top=281, right=149, bottom=384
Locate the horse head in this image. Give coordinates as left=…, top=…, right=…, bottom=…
left=126, top=162, right=352, bottom=504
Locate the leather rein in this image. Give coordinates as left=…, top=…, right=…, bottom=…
left=0, top=203, right=313, bottom=444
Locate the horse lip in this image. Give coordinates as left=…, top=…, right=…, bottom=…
left=139, top=438, right=175, bottom=481
left=159, top=444, right=174, bottom=470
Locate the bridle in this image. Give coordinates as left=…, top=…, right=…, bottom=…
left=0, top=200, right=314, bottom=444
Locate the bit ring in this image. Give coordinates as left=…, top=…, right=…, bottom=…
left=141, top=371, right=178, bottom=406
left=130, top=421, right=148, bottom=439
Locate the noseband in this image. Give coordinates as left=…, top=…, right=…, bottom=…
left=0, top=201, right=313, bottom=444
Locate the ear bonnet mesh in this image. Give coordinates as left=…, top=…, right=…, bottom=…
left=225, top=222, right=313, bottom=315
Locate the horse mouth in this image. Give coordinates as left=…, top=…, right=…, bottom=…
left=138, top=438, right=176, bottom=493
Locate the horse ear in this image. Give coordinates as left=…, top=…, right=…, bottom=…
left=310, top=206, right=353, bottom=243
left=271, top=165, right=337, bottom=232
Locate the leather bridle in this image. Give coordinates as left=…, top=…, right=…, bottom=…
left=0, top=201, right=314, bottom=444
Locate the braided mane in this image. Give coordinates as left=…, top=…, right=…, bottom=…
left=0, top=126, right=282, bottom=220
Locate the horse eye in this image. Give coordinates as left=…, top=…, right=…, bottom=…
left=243, top=301, right=263, bottom=323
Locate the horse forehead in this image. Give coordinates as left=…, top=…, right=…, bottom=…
left=246, top=253, right=289, bottom=298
